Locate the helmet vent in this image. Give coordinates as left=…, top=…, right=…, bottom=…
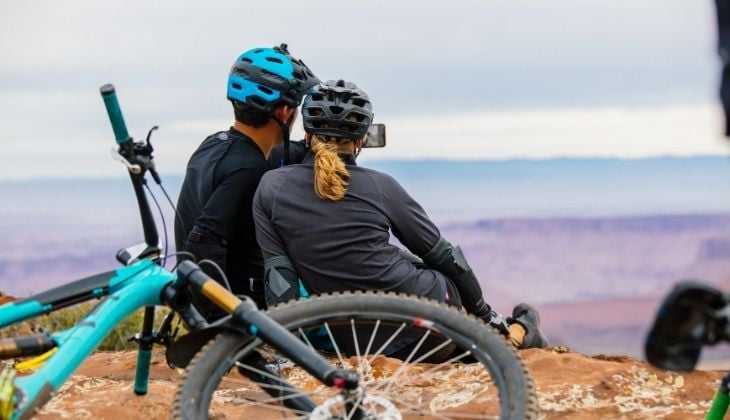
left=265, top=56, right=284, bottom=64
left=307, top=107, right=324, bottom=116
left=351, top=98, right=367, bottom=107
left=233, top=67, right=250, bottom=77
left=232, top=83, right=242, bottom=90
left=241, top=57, right=253, bottom=63
left=254, top=49, right=264, bottom=53
left=348, top=112, right=367, bottom=123
left=329, top=106, right=344, bottom=115
left=258, top=85, right=274, bottom=95
left=261, top=69, right=284, bottom=80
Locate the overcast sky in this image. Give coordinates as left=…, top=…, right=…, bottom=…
left=0, top=0, right=728, bottom=179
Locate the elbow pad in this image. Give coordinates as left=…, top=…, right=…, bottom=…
left=422, top=237, right=490, bottom=318
left=264, top=255, right=301, bottom=307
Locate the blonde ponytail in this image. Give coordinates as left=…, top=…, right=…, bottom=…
left=311, top=136, right=354, bottom=201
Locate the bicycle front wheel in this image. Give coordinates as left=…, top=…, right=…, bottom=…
left=173, top=291, right=538, bottom=419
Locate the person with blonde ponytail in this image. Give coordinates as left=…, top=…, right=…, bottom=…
left=253, top=80, right=548, bottom=349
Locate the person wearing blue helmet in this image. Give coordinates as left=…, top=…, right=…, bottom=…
left=175, top=44, right=319, bottom=318
left=253, top=80, right=548, bottom=349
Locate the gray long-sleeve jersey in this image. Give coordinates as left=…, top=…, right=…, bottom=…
left=252, top=153, right=448, bottom=302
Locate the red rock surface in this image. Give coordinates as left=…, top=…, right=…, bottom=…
left=26, top=347, right=726, bottom=419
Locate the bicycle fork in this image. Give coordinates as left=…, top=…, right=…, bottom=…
left=177, top=261, right=362, bottom=408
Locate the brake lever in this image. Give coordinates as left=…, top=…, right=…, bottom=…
left=145, top=125, right=159, bottom=146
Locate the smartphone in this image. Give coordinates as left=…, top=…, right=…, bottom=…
left=363, top=123, right=386, bottom=148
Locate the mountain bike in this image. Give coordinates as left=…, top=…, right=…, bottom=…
left=0, top=84, right=537, bottom=419
left=645, top=281, right=730, bottom=420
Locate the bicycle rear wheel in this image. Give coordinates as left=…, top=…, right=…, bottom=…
left=173, top=291, right=538, bottom=419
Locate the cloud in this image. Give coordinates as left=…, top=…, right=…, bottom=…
left=363, top=104, right=730, bottom=160
left=0, top=0, right=719, bottom=113
left=0, top=0, right=725, bottom=179
left=0, top=103, right=726, bottom=180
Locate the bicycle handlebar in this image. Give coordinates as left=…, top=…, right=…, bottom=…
left=100, top=84, right=132, bottom=145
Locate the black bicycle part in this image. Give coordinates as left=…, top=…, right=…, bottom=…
left=100, top=84, right=168, bottom=382
left=177, top=260, right=357, bottom=389
left=10, top=270, right=119, bottom=317
left=645, top=280, right=729, bottom=371
left=238, top=352, right=318, bottom=413
left=0, top=334, right=56, bottom=359
left=173, top=292, right=538, bottom=419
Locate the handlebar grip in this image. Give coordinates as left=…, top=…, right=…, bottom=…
left=177, top=260, right=241, bottom=314
left=99, top=84, right=131, bottom=144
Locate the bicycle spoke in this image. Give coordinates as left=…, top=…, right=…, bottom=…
left=298, top=327, right=318, bottom=354
left=348, top=317, right=368, bottom=381
left=362, top=319, right=381, bottom=357
left=370, top=337, right=454, bottom=394
left=214, top=378, right=316, bottom=417
left=231, top=361, right=331, bottom=416
left=323, top=321, right=346, bottom=368
left=401, top=348, right=473, bottom=385
left=235, top=360, right=279, bottom=382
left=238, top=377, right=324, bottom=398
left=367, top=321, right=407, bottom=364
left=350, top=318, right=361, bottom=359
left=344, top=393, right=365, bottom=420
left=366, top=348, right=477, bottom=413
left=380, top=330, right=431, bottom=396
left=232, top=385, right=322, bottom=407
left=233, top=357, right=338, bottom=399
left=221, top=395, right=313, bottom=417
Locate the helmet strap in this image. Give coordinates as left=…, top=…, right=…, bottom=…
left=272, top=111, right=297, bottom=167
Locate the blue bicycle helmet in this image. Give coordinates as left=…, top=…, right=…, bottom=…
left=227, top=44, right=320, bottom=113
left=302, top=80, right=374, bottom=140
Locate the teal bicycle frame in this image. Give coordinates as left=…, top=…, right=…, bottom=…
left=0, top=260, right=176, bottom=418
left=0, top=83, right=359, bottom=420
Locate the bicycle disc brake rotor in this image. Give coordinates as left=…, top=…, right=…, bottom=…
left=309, top=391, right=402, bottom=420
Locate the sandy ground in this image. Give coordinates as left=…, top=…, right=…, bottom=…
left=16, top=346, right=723, bottom=419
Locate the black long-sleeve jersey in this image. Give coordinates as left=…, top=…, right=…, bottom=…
left=175, top=128, right=269, bottom=304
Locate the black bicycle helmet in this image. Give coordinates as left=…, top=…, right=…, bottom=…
left=227, top=44, right=320, bottom=112
left=302, top=80, right=374, bottom=140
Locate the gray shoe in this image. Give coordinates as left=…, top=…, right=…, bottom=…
left=509, top=303, right=549, bottom=349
